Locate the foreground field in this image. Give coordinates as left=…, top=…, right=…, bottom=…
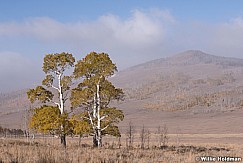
left=0, top=136, right=243, bottom=163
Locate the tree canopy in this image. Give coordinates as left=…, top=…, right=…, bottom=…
left=29, top=105, right=71, bottom=135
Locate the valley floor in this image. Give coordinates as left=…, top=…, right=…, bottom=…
left=0, top=135, right=243, bottom=163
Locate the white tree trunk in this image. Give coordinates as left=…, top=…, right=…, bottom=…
left=96, top=83, right=102, bottom=147
left=58, top=74, right=64, bottom=114
left=57, top=73, right=66, bottom=147
left=93, top=94, right=97, bottom=118
left=90, top=80, right=105, bottom=147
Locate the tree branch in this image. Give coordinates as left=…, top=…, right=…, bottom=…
left=87, top=110, right=95, bottom=130
left=47, top=97, right=60, bottom=109
left=101, top=124, right=110, bottom=131
left=51, top=85, right=59, bottom=91
left=54, top=70, right=60, bottom=76
left=63, top=91, right=69, bottom=101
left=82, top=116, right=90, bottom=121
left=100, top=115, right=108, bottom=121
left=54, top=102, right=60, bottom=108
left=67, top=110, right=73, bottom=115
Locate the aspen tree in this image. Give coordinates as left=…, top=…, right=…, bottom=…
left=27, top=52, right=75, bottom=147
left=71, top=52, right=124, bottom=147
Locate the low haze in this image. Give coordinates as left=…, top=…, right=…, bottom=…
left=1, top=0, right=243, bottom=92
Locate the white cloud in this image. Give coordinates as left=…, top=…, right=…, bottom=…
left=0, top=9, right=171, bottom=46
left=0, top=9, right=175, bottom=67
left=100, top=11, right=161, bottom=46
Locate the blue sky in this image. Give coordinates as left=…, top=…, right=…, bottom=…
left=1, top=1, right=242, bottom=23
left=1, top=0, right=243, bottom=92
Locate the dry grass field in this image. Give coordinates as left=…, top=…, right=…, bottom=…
left=0, top=134, right=243, bottom=163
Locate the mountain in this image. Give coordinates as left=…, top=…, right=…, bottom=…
left=113, top=50, right=243, bottom=106
left=167, top=50, right=243, bottom=66
left=1, top=50, right=243, bottom=134
left=112, top=50, right=243, bottom=89
left=130, top=50, right=243, bottom=68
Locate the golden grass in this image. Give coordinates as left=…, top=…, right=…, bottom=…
left=169, top=133, right=243, bottom=138
left=0, top=136, right=243, bottom=163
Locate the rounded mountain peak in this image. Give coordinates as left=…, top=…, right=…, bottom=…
left=171, top=50, right=211, bottom=59
left=168, top=50, right=216, bottom=65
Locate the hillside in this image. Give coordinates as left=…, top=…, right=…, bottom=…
left=112, top=50, right=243, bottom=111
left=1, top=50, right=243, bottom=134
left=111, top=50, right=243, bottom=133
left=0, top=90, right=29, bottom=128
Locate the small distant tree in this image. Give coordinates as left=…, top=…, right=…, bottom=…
left=27, top=52, right=75, bottom=147
left=157, top=124, right=169, bottom=147
left=126, top=121, right=135, bottom=148
left=71, top=52, right=125, bottom=148
left=140, top=125, right=145, bottom=149
left=146, top=128, right=151, bottom=149
left=0, top=125, right=3, bottom=137
left=139, top=125, right=151, bottom=149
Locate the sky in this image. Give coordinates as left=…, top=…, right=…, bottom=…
left=1, top=0, right=243, bottom=92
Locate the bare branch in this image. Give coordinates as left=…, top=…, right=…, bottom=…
left=87, top=110, right=95, bottom=130
left=82, top=116, right=90, bottom=121
left=47, top=97, right=60, bottom=109
left=101, top=124, right=109, bottom=131
left=51, top=85, right=59, bottom=91
left=63, top=91, right=69, bottom=101
left=100, top=115, right=108, bottom=121
left=66, top=110, right=73, bottom=115
left=54, top=102, right=60, bottom=108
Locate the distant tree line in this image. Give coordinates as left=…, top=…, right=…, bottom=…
left=0, top=125, right=24, bottom=138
